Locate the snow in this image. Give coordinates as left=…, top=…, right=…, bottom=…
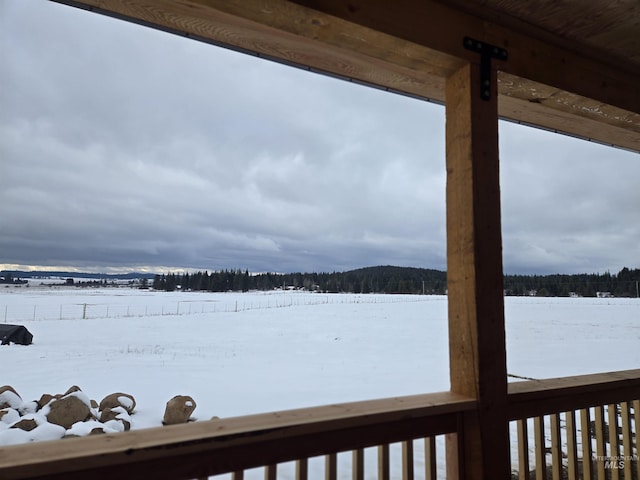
left=0, top=409, right=20, bottom=425
left=117, top=395, right=134, bottom=410
left=0, top=287, right=638, bottom=474
left=0, top=391, right=22, bottom=409
left=68, top=390, right=93, bottom=408
left=0, top=420, right=65, bottom=445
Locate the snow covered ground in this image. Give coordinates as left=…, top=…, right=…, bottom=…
left=1, top=286, right=639, bottom=475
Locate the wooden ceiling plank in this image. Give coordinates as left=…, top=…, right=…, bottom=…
left=456, top=0, right=640, bottom=64
left=291, top=0, right=640, bottom=115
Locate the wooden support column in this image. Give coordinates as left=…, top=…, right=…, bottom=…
left=444, top=61, right=509, bottom=479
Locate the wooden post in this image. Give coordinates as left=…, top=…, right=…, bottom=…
left=444, top=61, right=509, bottom=479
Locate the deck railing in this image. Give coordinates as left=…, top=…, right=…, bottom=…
left=2, top=370, right=639, bottom=480
left=0, top=391, right=475, bottom=480
left=508, top=370, right=640, bottom=480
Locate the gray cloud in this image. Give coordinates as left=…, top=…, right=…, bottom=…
left=1, top=1, right=637, bottom=275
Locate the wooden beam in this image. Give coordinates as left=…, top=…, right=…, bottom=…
left=50, top=0, right=458, bottom=101
left=50, top=0, right=640, bottom=152
left=444, top=61, right=509, bottom=479
left=292, top=0, right=640, bottom=114
left=498, top=81, right=640, bottom=153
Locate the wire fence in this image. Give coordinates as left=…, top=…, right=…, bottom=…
left=1, top=293, right=442, bottom=323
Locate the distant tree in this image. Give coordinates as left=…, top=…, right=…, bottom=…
left=242, top=269, right=250, bottom=292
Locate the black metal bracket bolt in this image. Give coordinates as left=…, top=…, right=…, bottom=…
left=463, top=37, right=508, bottom=101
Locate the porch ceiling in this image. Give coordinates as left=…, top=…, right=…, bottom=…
left=52, top=0, right=640, bottom=152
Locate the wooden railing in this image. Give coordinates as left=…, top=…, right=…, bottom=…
left=508, top=370, right=640, bottom=480
left=0, top=391, right=475, bottom=480
left=2, top=370, right=639, bottom=480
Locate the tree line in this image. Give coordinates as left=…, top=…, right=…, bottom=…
left=152, top=266, right=640, bottom=297
left=503, top=267, right=640, bottom=297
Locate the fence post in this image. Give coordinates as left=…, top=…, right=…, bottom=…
left=83, top=303, right=87, bottom=320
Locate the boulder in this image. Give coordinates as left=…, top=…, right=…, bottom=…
left=162, top=395, right=196, bottom=425
left=0, top=386, right=21, bottom=409
left=11, top=418, right=38, bottom=432
left=64, top=385, right=82, bottom=396
left=0, top=385, right=19, bottom=397
left=37, top=394, right=55, bottom=410
left=47, top=395, right=91, bottom=429
left=100, top=407, right=131, bottom=431
left=99, top=393, right=136, bottom=414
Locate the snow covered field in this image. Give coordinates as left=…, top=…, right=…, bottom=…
left=1, top=286, right=639, bottom=474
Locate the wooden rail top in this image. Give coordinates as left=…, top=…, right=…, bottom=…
left=507, top=368, right=640, bottom=420
left=0, top=391, right=475, bottom=480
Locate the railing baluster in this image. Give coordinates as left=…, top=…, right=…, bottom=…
left=594, top=405, right=606, bottom=480
left=580, top=408, right=594, bottom=480
left=425, top=436, right=437, bottom=480
left=265, top=464, right=277, bottom=480
left=517, top=419, right=531, bottom=480
left=378, top=444, right=390, bottom=480
left=620, top=402, right=632, bottom=480
left=550, top=413, right=562, bottom=480
left=565, top=410, right=578, bottom=480
left=352, top=449, right=364, bottom=480
left=608, top=404, right=621, bottom=480
left=534, top=415, right=548, bottom=480
left=402, top=440, right=414, bottom=480
left=634, top=400, right=640, bottom=480
left=296, top=458, right=308, bottom=480
left=325, top=453, right=337, bottom=480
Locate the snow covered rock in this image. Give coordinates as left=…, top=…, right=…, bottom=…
left=99, top=392, right=136, bottom=414
left=0, top=386, right=22, bottom=409
left=162, top=395, right=196, bottom=425
left=37, top=393, right=56, bottom=410
left=0, top=386, right=199, bottom=446
left=0, top=408, right=20, bottom=425
left=64, top=385, right=82, bottom=395
left=100, top=406, right=131, bottom=431
left=11, top=418, right=37, bottom=432
left=46, top=395, right=91, bottom=429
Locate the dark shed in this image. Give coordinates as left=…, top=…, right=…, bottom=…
left=0, top=324, right=33, bottom=345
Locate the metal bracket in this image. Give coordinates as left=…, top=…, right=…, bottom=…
left=463, top=37, right=508, bottom=101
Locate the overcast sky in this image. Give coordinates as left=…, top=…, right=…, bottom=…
left=1, top=1, right=638, bottom=275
